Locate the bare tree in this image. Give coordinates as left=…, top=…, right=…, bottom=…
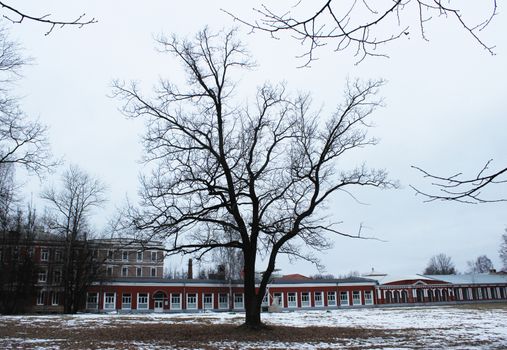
left=0, top=2, right=96, bottom=35
left=41, top=165, right=106, bottom=313
left=113, top=28, right=394, bottom=328
left=466, top=255, right=494, bottom=274
left=500, top=229, right=507, bottom=271
left=410, top=162, right=507, bottom=204
left=225, top=1, right=497, bottom=66
left=423, top=253, right=457, bottom=275
left=0, top=28, right=56, bottom=176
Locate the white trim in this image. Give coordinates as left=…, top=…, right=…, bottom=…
left=202, top=293, right=214, bottom=310
left=218, top=293, right=229, bottom=309
left=122, top=293, right=132, bottom=310
left=186, top=293, right=198, bottom=310
left=233, top=293, right=244, bottom=309
left=170, top=293, right=181, bottom=310
left=137, top=292, right=149, bottom=310
left=103, top=292, right=116, bottom=310
left=287, top=292, right=297, bottom=308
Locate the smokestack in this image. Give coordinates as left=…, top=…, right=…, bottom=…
left=187, top=258, right=193, bottom=279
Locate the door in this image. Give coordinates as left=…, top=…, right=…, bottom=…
left=154, top=299, right=164, bottom=312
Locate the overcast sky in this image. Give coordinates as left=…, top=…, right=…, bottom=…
left=7, top=1, right=507, bottom=276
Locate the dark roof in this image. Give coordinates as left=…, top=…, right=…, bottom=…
left=271, top=276, right=377, bottom=284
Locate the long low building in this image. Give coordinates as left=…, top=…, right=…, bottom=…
left=84, top=272, right=507, bottom=313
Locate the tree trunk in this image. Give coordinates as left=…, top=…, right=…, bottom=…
left=242, top=251, right=263, bottom=329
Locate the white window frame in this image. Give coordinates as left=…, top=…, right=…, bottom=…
left=150, top=267, right=157, bottom=277
left=233, top=293, right=244, bottom=309
left=53, top=270, right=62, bottom=284
left=36, top=290, right=45, bottom=305
left=41, top=248, right=49, bottom=262
left=122, top=293, right=132, bottom=310
left=137, top=293, right=149, bottom=310
left=340, top=291, right=349, bottom=306
left=38, top=270, right=47, bottom=283
left=273, top=292, right=284, bottom=308
left=314, top=291, right=324, bottom=307
left=187, top=293, right=197, bottom=310
left=261, top=293, right=269, bottom=307
left=137, top=250, right=143, bottom=262
left=219, top=293, right=229, bottom=309
left=151, top=251, right=157, bottom=262
left=327, top=291, right=337, bottom=306
left=107, top=250, right=114, bottom=261
left=122, top=250, right=129, bottom=261
left=51, top=292, right=59, bottom=306
left=287, top=292, right=297, bottom=308
left=104, top=292, right=116, bottom=310
left=301, top=292, right=310, bottom=307
left=171, top=293, right=181, bottom=310
left=106, top=266, right=113, bottom=277
left=352, top=291, right=362, bottom=305
left=121, top=266, right=129, bottom=277
left=136, top=266, right=142, bottom=277
left=203, top=293, right=214, bottom=309
left=86, top=292, right=99, bottom=310
left=364, top=290, right=373, bottom=305
left=55, top=250, right=62, bottom=262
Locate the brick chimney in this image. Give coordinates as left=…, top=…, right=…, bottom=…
left=187, top=258, right=193, bottom=279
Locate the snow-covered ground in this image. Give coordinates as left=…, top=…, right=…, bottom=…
left=1, top=305, right=506, bottom=349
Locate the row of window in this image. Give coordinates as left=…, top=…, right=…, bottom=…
left=87, top=292, right=245, bottom=311
left=36, top=290, right=60, bottom=306
left=37, top=270, right=61, bottom=284
left=37, top=248, right=161, bottom=263
left=107, top=250, right=159, bottom=262
left=87, top=290, right=374, bottom=311
left=106, top=266, right=159, bottom=277
left=272, top=290, right=373, bottom=308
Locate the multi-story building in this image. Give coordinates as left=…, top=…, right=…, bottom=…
left=0, top=234, right=165, bottom=313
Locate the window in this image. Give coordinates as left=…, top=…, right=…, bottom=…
left=352, top=291, right=361, bottom=305
left=203, top=293, right=213, bottom=309
left=187, top=293, right=197, bottom=309
left=327, top=292, right=337, bottom=306
left=122, top=251, right=129, bottom=261
left=122, top=294, right=132, bottom=309
left=136, top=267, right=142, bottom=277
left=106, top=266, right=113, bottom=277
left=314, top=292, right=323, bottom=307
left=53, top=270, right=62, bottom=284
left=107, top=250, right=113, bottom=260
left=301, top=292, right=310, bottom=307
left=273, top=292, right=283, bottom=307
left=87, top=293, right=98, bottom=309
left=151, top=267, right=157, bottom=277
left=340, top=291, right=349, bottom=306
left=36, top=290, right=45, bottom=305
left=171, top=293, right=181, bottom=309
left=364, top=291, right=373, bottom=305
left=151, top=251, right=157, bottom=262
left=234, top=293, right=244, bottom=309
left=137, top=293, right=149, bottom=309
left=122, top=266, right=129, bottom=277
left=51, top=292, right=59, bottom=306
left=261, top=293, right=269, bottom=307
left=104, top=292, right=116, bottom=310
left=38, top=270, right=47, bottom=283
left=41, top=248, right=49, bottom=262
left=137, top=251, right=143, bottom=262
left=219, top=293, right=228, bottom=309
left=55, top=250, right=62, bottom=262
left=287, top=292, right=297, bottom=308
